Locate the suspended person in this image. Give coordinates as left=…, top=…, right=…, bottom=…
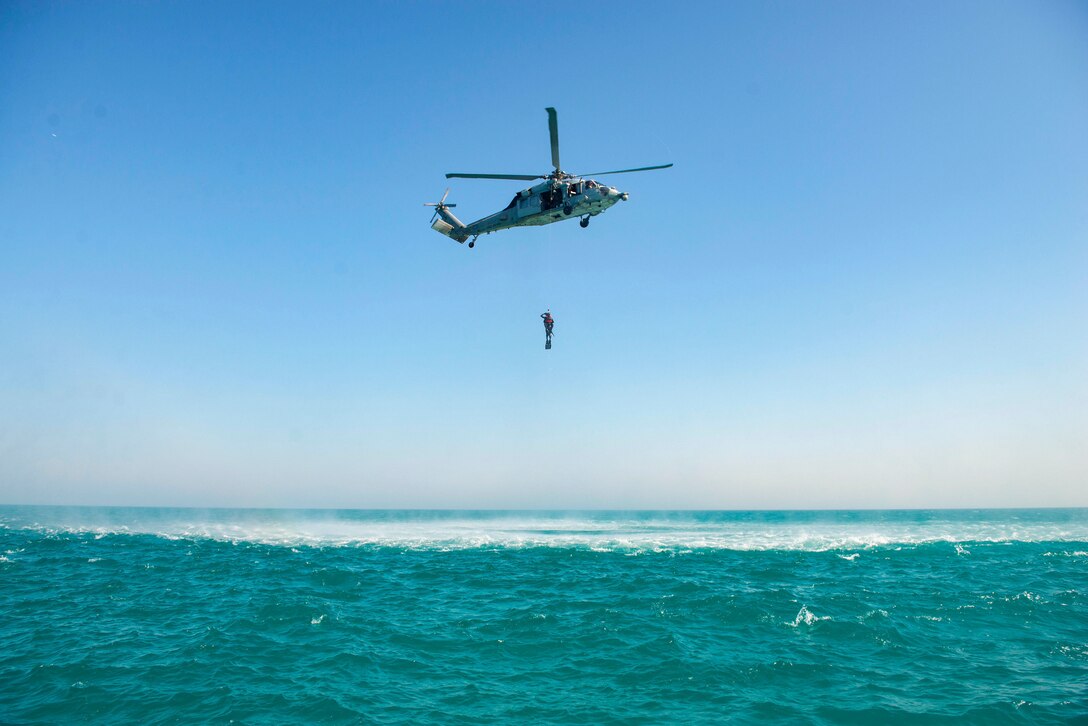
left=541, top=310, right=554, bottom=349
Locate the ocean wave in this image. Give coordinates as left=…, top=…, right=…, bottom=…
left=3, top=508, right=1087, bottom=552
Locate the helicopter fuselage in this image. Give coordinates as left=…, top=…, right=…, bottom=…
left=432, top=177, right=627, bottom=244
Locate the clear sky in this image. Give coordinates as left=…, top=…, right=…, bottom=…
left=2, top=1, right=1086, bottom=509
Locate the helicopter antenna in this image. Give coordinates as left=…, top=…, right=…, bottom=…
left=546, top=107, right=561, bottom=175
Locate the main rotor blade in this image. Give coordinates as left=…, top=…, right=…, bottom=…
left=445, top=173, right=542, bottom=180
left=546, top=107, right=560, bottom=171
left=579, top=163, right=674, bottom=176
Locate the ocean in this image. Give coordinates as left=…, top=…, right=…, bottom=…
left=1, top=507, right=1086, bottom=724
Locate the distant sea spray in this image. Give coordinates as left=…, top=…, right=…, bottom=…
left=3, top=506, right=1087, bottom=551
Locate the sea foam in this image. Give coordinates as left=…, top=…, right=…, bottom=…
left=2, top=507, right=1086, bottom=552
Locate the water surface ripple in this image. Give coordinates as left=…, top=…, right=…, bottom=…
left=1, top=507, right=1085, bottom=724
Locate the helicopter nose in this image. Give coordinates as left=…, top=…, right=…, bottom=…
left=620, top=191, right=629, bottom=201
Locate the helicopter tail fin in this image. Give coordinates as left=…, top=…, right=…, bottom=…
left=432, top=219, right=469, bottom=243
left=431, top=213, right=469, bottom=243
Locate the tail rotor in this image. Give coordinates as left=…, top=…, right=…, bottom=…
left=425, top=188, right=469, bottom=243
left=424, top=187, right=457, bottom=223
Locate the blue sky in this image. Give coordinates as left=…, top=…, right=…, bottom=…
left=2, top=1, right=1086, bottom=508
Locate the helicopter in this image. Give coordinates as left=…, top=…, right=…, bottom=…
left=427, top=108, right=672, bottom=248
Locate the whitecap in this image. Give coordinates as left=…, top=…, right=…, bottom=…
left=788, top=605, right=830, bottom=627
left=1057, top=644, right=1087, bottom=658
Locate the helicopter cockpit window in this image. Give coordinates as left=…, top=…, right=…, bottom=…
left=568, top=183, right=582, bottom=197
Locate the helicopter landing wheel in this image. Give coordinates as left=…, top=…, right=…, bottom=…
left=579, top=217, right=589, bottom=228
left=468, top=240, right=475, bottom=248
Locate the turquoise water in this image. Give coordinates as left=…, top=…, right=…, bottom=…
left=2, top=508, right=1086, bottom=724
